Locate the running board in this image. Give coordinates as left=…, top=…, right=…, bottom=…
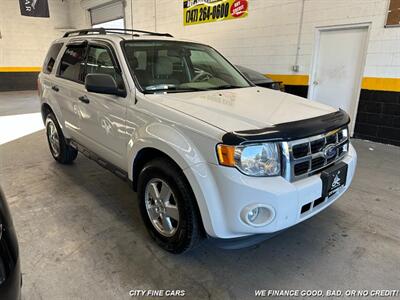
left=68, top=139, right=129, bottom=181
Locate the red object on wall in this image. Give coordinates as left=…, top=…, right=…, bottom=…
left=230, top=0, right=248, bottom=18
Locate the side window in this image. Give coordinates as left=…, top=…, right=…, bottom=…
left=86, top=46, right=124, bottom=89
left=58, top=46, right=86, bottom=83
left=43, top=43, right=63, bottom=74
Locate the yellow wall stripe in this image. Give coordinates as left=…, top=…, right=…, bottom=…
left=266, top=74, right=400, bottom=92
left=362, top=77, right=400, bottom=92
left=266, top=74, right=309, bottom=86
left=0, top=67, right=41, bottom=72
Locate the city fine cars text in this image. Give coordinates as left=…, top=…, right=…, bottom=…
left=129, top=290, right=186, bottom=297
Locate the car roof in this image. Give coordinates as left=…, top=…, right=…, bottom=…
left=54, top=28, right=198, bottom=45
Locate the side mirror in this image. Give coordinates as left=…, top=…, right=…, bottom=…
left=85, top=73, right=126, bottom=97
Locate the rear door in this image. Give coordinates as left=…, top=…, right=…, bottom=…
left=53, top=42, right=88, bottom=138
left=40, top=42, right=64, bottom=119
left=75, top=41, right=128, bottom=169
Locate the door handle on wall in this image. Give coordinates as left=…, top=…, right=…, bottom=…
left=313, top=80, right=319, bottom=85
left=52, top=85, right=59, bottom=92
left=78, top=95, right=90, bottom=104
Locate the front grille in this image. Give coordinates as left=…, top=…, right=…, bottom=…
left=311, top=156, right=325, bottom=170
left=282, top=127, right=349, bottom=181
left=294, top=161, right=310, bottom=175
left=292, top=143, right=309, bottom=158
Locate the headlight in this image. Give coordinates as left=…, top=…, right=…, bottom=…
left=217, top=143, right=281, bottom=176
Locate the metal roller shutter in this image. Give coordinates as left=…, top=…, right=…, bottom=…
left=90, top=1, right=124, bottom=25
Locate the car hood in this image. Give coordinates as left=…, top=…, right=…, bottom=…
left=149, top=87, right=337, bottom=132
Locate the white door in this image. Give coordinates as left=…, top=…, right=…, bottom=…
left=309, top=25, right=369, bottom=135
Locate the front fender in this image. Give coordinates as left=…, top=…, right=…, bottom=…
left=126, top=122, right=205, bottom=179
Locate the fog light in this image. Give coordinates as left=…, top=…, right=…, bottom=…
left=248, top=207, right=259, bottom=222
left=241, top=204, right=275, bottom=227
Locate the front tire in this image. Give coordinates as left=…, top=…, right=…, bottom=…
left=138, top=158, right=203, bottom=254
left=45, top=113, right=78, bottom=164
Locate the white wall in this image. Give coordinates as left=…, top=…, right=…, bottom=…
left=126, top=0, right=399, bottom=79
left=0, top=0, right=87, bottom=67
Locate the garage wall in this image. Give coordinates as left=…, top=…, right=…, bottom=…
left=127, top=0, right=398, bottom=79
left=0, top=0, right=87, bottom=91
left=127, top=0, right=399, bottom=145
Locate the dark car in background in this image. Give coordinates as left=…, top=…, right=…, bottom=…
left=0, top=188, right=21, bottom=299
left=236, top=65, right=284, bottom=91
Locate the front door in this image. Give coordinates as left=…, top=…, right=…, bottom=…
left=76, top=42, right=128, bottom=169
left=309, top=25, right=369, bottom=135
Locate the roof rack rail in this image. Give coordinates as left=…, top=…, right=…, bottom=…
left=63, top=28, right=106, bottom=37
left=63, top=28, right=173, bottom=38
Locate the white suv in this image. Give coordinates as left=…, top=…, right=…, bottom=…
left=38, top=28, right=357, bottom=253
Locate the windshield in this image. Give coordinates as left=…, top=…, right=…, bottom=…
left=123, top=41, right=251, bottom=93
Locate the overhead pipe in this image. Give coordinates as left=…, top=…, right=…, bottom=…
left=293, top=0, right=305, bottom=72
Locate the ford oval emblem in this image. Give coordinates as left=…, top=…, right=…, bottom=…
left=324, top=145, right=337, bottom=159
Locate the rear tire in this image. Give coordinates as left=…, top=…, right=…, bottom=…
left=138, top=158, right=203, bottom=254
left=45, top=113, right=78, bottom=164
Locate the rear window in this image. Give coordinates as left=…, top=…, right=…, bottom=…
left=58, top=46, right=86, bottom=83
left=43, top=43, right=63, bottom=74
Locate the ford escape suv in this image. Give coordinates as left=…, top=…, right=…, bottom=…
left=38, top=28, right=357, bottom=253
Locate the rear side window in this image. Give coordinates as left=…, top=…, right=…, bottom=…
left=58, top=46, right=86, bottom=83
left=43, top=43, right=63, bottom=74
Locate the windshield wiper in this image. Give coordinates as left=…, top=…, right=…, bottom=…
left=143, top=85, right=246, bottom=94
left=144, top=87, right=205, bottom=94
left=206, top=85, right=245, bottom=90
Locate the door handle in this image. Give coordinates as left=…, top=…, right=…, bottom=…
left=52, top=85, right=59, bottom=92
left=78, top=95, right=90, bottom=104
left=313, top=80, right=319, bottom=85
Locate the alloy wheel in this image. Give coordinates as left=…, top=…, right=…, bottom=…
left=144, top=178, right=180, bottom=237
left=47, top=120, right=60, bottom=157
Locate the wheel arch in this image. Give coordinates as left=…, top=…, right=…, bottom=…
left=131, top=147, right=187, bottom=192
left=40, top=99, right=67, bottom=136
left=41, top=103, right=54, bottom=123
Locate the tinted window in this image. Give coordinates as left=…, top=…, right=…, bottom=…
left=86, top=46, right=124, bottom=89
left=58, top=46, right=86, bottom=82
left=43, top=43, right=63, bottom=74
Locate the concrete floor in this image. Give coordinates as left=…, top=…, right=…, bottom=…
left=0, top=91, right=399, bottom=299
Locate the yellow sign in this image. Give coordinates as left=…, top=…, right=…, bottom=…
left=183, top=0, right=248, bottom=26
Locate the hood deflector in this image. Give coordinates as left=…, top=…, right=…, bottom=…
left=222, top=109, right=350, bottom=145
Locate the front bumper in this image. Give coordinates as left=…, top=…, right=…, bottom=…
left=184, top=143, right=357, bottom=239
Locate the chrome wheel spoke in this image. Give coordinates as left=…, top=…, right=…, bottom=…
left=165, top=203, right=179, bottom=221
left=159, top=183, right=172, bottom=203
left=148, top=182, right=160, bottom=200
left=161, top=215, right=173, bottom=233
